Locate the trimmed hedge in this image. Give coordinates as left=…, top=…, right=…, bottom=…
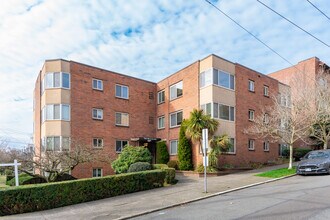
left=0, top=170, right=165, bottom=216
left=152, top=164, right=169, bottom=169
left=152, top=164, right=176, bottom=184
left=128, top=162, right=151, bottom=173
left=156, top=141, right=169, bottom=164
left=282, top=148, right=312, bottom=161
left=167, top=160, right=179, bottom=170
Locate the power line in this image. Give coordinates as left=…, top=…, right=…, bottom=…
left=204, top=0, right=298, bottom=69
left=306, top=0, right=330, bottom=21
left=257, top=0, right=330, bottom=48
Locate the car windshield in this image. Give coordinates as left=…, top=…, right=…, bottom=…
left=306, top=152, right=329, bottom=159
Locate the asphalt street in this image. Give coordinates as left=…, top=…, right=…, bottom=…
left=133, top=174, right=330, bottom=220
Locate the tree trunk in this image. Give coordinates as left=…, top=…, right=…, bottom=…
left=324, top=139, right=328, bottom=150
left=288, top=144, right=293, bottom=169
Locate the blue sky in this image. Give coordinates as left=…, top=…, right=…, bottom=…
left=0, top=0, right=329, bottom=148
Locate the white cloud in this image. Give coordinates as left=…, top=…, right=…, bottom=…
left=0, top=0, right=329, bottom=147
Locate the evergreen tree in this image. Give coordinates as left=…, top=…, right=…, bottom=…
left=178, top=121, right=193, bottom=170
left=156, top=141, right=169, bottom=164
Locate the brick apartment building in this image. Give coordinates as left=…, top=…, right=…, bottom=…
left=34, top=54, right=299, bottom=178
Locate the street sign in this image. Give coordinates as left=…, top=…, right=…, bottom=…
left=202, top=129, right=208, bottom=193
left=0, top=159, right=21, bottom=186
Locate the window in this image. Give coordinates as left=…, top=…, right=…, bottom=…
left=219, top=104, right=235, bottom=121
left=264, top=85, right=269, bottom=97
left=92, top=79, right=103, bottom=90
left=45, top=136, right=70, bottom=151
left=93, top=138, right=103, bottom=148
left=170, top=140, right=178, bottom=155
left=248, top=80, right=255, bottom=92
left=92, top=168, right=102, bottom=177
left=158, top=116, right=165, bottom=129
left=115, top=84, right=129, bottom=99
left=248, top=139, right=255, bottom=150
left=215, top=69, right=235, bottom=90
left=157, top=90, right=165, bottom=104
left=116, top=140, right=128, bottom=153
left=44, top=72, right=70, bottom=90
left=248, top=110, right=255, bottom=121
left=225, top=138, right=235, bottom=154
left=200, top=103, right=211, bottom=116
left=115, top=112, right=129, bottom=126
left=170, top=81, right=183, bottom=100
left=43, top=104, right=70, bottom=121
left=200, top=69, right=212, bottom=88
left=280, top=118, right=287, bottom=129
left=170, top=111, right=183, bottom=128
left=92, top=108, right=103, bottom=120
left=280, top=95, right=290, bottom=107
left=263, top=141, right=270, bottom=151
left=263, top=113, right=269, bottom=124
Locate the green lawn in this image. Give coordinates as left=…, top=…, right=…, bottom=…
left=256, top=167, right=296, bottom=178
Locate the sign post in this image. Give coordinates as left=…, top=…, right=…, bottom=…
left=0, top=160, right=21, bottom=186
left=202, top=129, right=208, bottom=193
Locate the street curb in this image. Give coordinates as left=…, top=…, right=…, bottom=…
left=118, top=174, right=297, bottom=220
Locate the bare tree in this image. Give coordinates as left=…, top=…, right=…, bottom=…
left=245, top=85, right=314, bottom=169
left=19, top=139, right=110, bottom=182
left=309, top=71, right=330, bottom=149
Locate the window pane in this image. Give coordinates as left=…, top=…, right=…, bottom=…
left=54, top=105, right=60, bottom=119
left=219, top=104, right=229, bottom=120
left=62, top=105, right=70, bottom=120
left=200, top=72, right=205, bottom=87
left=230, top=107, right=235, bottom=121
left=230, top=75, right=235, bottom=89
left=62, top=73, right=69, bottom=88
left=46, top=137, right=53, bottom=151
left=46, top=105, right=54, bottom=120
left=62, top=137, right=70, bottom=151
left=98, top=80, right=103, bottom=90
left=93, top=79, right=97, bottom=88
left=170, top=114, right=176, bottom=127
left=213, top=69, right=218, bottom=85
left=204, top=69, right=212, bottom=86
left=177, top=112, right=183, bottom=125
left=54, top=137, right=60, bottom=151
left=170, top=141, right=177, bottom=155
left=219, top=71, right=230, bottom=88
left=116, top=141, right=122, bottom=152
left=116, top=113, right=121, bottom=125
left=54, top=72, right=61, bottom=87
left=122, top=86, right=128, bottom=98
left=206, top=103, right=211, bottom=116
left=116, top=85, right=121, bottom=97
left=93, top=109, right=97, bottom=118
left=176, top=82, right=183, bottom=97
left=93, top=169, right=97, bottom=177
left=122, top=113, right=129, bottom=126
left=46, top=73, right=53, bottom=88
left=213, top=103, right=219, bottom=118
left=228, top=138, right=235, bottom=153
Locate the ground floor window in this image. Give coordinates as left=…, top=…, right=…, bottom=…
left=116, top=140, right=128, bottom=153
left=92, top=168, right=102, bottom=177
left=170, top=140, right=178, bottom=155
left=263, top=141, right=270, bottom=151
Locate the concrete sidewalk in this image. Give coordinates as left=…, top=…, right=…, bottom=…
left=2, top=164, right=294, bottom=220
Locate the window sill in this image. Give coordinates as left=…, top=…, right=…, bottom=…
left=170, top=125, right=181, bottom=129
left=157, top=102, right=165, bottom=105
left=249, top=90, right=255, bottom=93
left=116, top=125, right=129, bottom=127
left=248, top=149, right=255, bottom=151
left=264, top=95, right=269, bottom=98
left=115, top=96, right=129, bottom=100
left=92, top=118, right=103, bottom=121
left=222, top=152, right=236, bottom=155
left=92, top=88, right=104, bottom=92
left=158, top=127, right=165, bottom=130
left=248, top=119, right=254, bottom=122
left=264, top=150, right=270, bottom=152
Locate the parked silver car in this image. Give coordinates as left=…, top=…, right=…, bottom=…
left=296, top=150, right=330, bottom=175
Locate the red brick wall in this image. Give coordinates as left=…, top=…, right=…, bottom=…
left=70, top=62, right=157, bottom=178
left=156, top=61, right=200, bottom=166
left=219, top=64, right=280, bottom=167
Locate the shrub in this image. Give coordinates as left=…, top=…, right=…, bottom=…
left=111, top=146, right=152, bottom=173
left=167, top=160, right=179, bottom=170
left=6, top=173, right=46, bottom=186
left=152, top=164, right=168, bottom=169
left=163, top=168, right=176, bottom=184
left=177, top=122, right=193, bottom=170
left=5, top=169, right=13, bottom=176
left=54, top=173, right=77, bottom=182
left=196, top=163, right=218, bottom=173
left=0, top=170, right=165, bottom=216
left=156, top=141, right=169, bottom=164
left=128, top=162, right=151, bottom=173
left=6, top=175, right=14, bottom=182
left=282, top=148, right=312, bottom=161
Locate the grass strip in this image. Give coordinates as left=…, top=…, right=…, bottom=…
left=256, top=167, right=296, bottom=178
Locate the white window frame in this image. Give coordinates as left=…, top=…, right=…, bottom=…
left=248, top=139, right=255, bottom=150
left=44, top=72, right=70, bottom=90
left=170, top=81, right=183, bottom=100
left=248, top=110, right=255, bottom=121
left=92, top=168, right=103, bottom=177
left=92, top=79, right=103, bottom=91
left=92, top=108, right=103, bottom=120
left=223, top=138, right=235, bottom=154
left=170, top=110, right=183, bottom=128
left=42, top=104, right=70, bottom=121
left=115, top=84, right=129, bottom=99
left=263, top=113, right=269, bottom=124
left=116, top=140, right=128, bottom=153
left=200, top=103, right=212, bottom=116
left=158, top=116, right=165, bottom=129
left=92, top=138, right=103, bottom=148
left=44, top=136, right=70, bottom=152
left=248, top=80, right=255, bottom=92
left=157, top=90, right=165, bottom=104
left=115, top=112, right=129, bottom=126
left=170, top=140, right=178, bottom=155
left=218, top=104, right=235, bottom=122
left=264, top=85, right=269, bottom=97
left=214, top=69, right=235, bottom=90
left=263, top=141, right=270, bottom=152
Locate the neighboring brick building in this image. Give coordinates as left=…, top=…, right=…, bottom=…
left=34, top=54, right=295, bottom=178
